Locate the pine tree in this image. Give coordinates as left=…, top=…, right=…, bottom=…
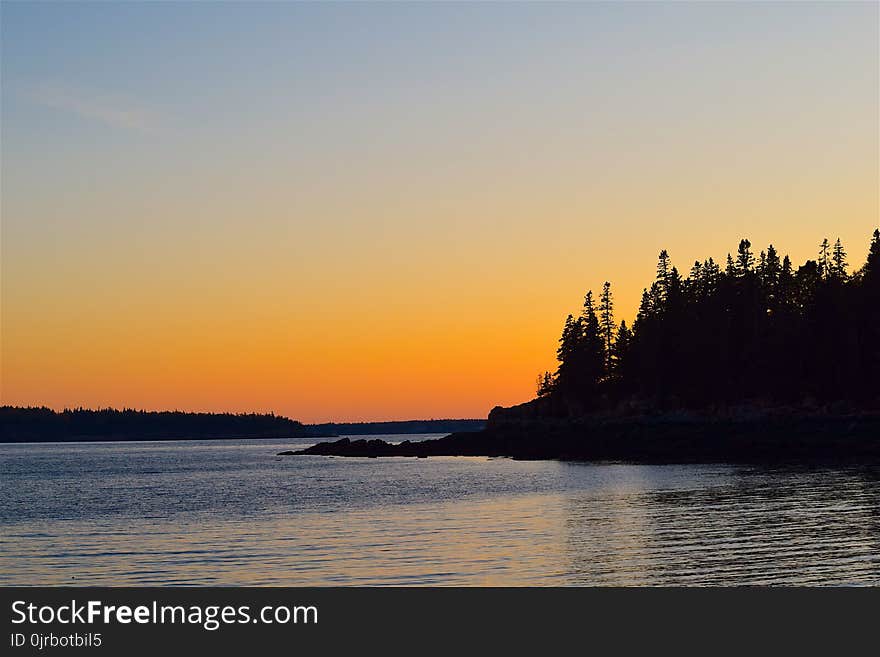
left=557, top=313, right=591, bottom=394
left=536, top=371, right=555, bottom=397
left=765, top=244, right=781, bottom=287
left=582, top=291, right=596, bottom=323
left=581, top=291, right=606, bottom=383
left=703, top=258, right=720, bottom=295
left=864, top=229, right=880, bottom=282
left=726, top=253, right=737, bottom=277
left=656, top=250, right=671, bottom=301
left=615, top=320, right=633, bottom=379
left=781, top=255, right=793, bottom=281
left=639, top=288, right=653, bottom=316
left=556, top=314, right=579, bottom=382
left=688, top=261, right=703, bottom=299
left=736, top=239, right=755, bottom=275
left=818, top=238, right=830, bottom=279
left=830, top=238, right=848, bottom=280
left=667, top=266, right=684, bottom=307
left=537, top=232, right=877, bottom=411
left=632, top=288, right=653, bottom=335
left=648, top=281, right=664, bottom=316
left=599, top=282, right=615, bottom=372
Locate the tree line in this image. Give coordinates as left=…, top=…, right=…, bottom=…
left=538, top=230, right=880, bottom=410
left=0, top=406, right=325, bottom=442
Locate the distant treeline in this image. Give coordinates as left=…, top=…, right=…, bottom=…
left=0, top=407, right=329, bottom=443
left=534, top=230, right=880, bottom=414
left=308, top=419, right=486, bottom=436
left=0, top=407, right=486, bottom=443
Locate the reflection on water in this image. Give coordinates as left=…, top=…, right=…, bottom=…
left=1, top=438, right=878, bottom=585
left=562, top=467, right=880, bottom=585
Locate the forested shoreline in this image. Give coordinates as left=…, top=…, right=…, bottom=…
left=535, top=230, right=879, bottom=414
left=0, top=407, right=485, bottom=443
left=6, top=231, right=879, bottom=457
left=290, top=230, right=880, bottom=462
left=0, top=407, right=329, bottom=442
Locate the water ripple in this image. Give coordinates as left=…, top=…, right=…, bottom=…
left=1, top=439, right=878, bottom=585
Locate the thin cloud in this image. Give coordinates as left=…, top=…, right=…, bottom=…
left=27, top=82, right=158, bottom=133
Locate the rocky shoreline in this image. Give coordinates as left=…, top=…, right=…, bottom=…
left=278, top=412, right=880, bottom=463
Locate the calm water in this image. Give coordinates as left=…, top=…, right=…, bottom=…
left=1, top=435, right=879, bottom=586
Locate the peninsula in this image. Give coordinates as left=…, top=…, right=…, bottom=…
left=283, top=231, right=880, bottom=463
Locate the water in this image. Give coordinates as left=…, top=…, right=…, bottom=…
left=1, top=435, right=879, bottom=585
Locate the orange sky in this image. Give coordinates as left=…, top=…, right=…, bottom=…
left=2, top=3, right=878, bottom=421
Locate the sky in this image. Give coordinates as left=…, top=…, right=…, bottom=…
left=1, top=1, right=878, bottom=422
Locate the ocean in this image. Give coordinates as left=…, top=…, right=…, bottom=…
left=2, top=435, right=878, bottom=585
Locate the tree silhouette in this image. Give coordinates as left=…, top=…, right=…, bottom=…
left=761, top=244, right=781, bottom=290
left=831, top=238, right=848, bottom=280
left=542, top=230, right=879, bottom=411
left=656, top=249, right=671, bottom=297
left=536, top=371, right=556, bottom=397
left=725, top=253, right=736, bottom=276
left=580, top=291, right=606, bottom=389
left=863, top=229, right=880, bottom=281
left=0, top=407, right=321, bottom=442
left=736, top=239, right=755, bottom=276
left=819, top=238, right=831, bottom=279
left=599, top=281, right=615, bottom=373
left=615, top=320, right=632, bottom=361
left=555, top=314, right=582, bottom=394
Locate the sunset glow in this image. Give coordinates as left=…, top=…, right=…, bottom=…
left=2, top=2, right=877, bottom=421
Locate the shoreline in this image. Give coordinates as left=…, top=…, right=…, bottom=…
left=280, top=413, right=880, bottom=464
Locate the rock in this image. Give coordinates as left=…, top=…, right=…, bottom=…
left=277, top=413, right=880, bottom=464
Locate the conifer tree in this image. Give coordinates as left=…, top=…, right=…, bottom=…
left=703, top=258, right=720, bottom=294
left=615, top=320, right=633, bottom=380
left=818, top=238, right=830, bottom=279
left=864, top=229, right=880, bottom=282
left=667, top=266, right=684, bottom=307
left=581, top=291, right=605, bottom=383
left=656, top=250, right=671, bottom=301
left=599, top=282, right=615, bottom=372
left=736, top=239, right=754, bottom=275
left=545, top=233, right=877, bottom=409
left=555, top=314, right=581, bottom=390
left=830, top=238, right=848, bottom=280
left=689, top=261, right=703, bottom=299
left=616, top=320, right=632, bottom=357
left=632, top=288, right=653, bottom=336
left=536, top=371, right=555, bottom=397
left=781, top=255, right=793, bottom=282
left=647, top=281, right=664, bottom=316
left=726, top=253, right=737, bottom=276
left=639, top=288, right=653, bottom=316
left=765, top=244, right=781, bottom=286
